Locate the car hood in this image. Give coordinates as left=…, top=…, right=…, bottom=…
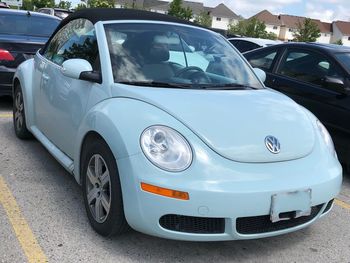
left=113, top=86, right=316, bottom=163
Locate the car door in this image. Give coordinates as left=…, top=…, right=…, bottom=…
left=39, top=19, right=101, bottom=158
left=270, top=48, right=350, bottom=161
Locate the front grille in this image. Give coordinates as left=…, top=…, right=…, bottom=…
left=159, top=214, right=225, bottom=234
left=322, top=199, right=334, bottom=214
left=236, top=204, right=323, bottom=235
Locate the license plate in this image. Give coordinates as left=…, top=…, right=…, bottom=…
left=270, top=189, right=312, bottom=223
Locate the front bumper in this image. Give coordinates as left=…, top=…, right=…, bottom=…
left=116, top=133, right=342, bottom=241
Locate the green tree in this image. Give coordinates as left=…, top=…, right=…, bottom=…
left=194, top=11, right=212, bottom=27
left=22, top=0, right=34, bottom=10
left=88, top=0, right=114, bottom=8
left=75, top=3, right=87, bottom=10
left=56, top=0, right=71, bottom=9
left=228, top=18, right=277, bottom=40
left=168, top=0, right=192, bottom=20
left=265, top=32, right=278, bottom=40
left=33, top=0, right=54, bottom=8
left=293, top=18, right=321, bottom=42
left=333, top=39, right=343, bottom=45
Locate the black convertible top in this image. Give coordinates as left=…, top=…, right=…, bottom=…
left=62, top=8, right=196, bottom=26
left=41, top=8, right=201, bottom=54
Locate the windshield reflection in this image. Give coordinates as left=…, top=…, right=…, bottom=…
left=104, top=23, right=263, bottom=90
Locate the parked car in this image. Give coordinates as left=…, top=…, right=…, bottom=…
left=244, top=42, right=350, bottom=171
left=228, top=37, right=281, bottom=53
left=0, top=9, right=60, bottom=96
left=0, top=2, right=9, bottom=8
left=13, top=9, right=341, bottom=241
left=37, top=8, right=73, bottom=19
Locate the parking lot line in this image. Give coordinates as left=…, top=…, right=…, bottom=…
left=0, top=113, right=12, bottom=118
left=335, top=199, right=350, bottom=210
left=0, top=176, right=48, bottom=263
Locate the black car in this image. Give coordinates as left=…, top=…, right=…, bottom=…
left=0, top=9, right=60, bottom=96
left=244, top=42, right=350, bottom=170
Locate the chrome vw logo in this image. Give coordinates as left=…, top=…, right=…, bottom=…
left=265, top=135, right=281, bottom=154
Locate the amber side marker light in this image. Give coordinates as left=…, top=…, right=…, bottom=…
left=141, top=182, right=189, bottom=200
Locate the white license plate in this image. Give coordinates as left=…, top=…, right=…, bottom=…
left=270, top=189, right=312, bottom=223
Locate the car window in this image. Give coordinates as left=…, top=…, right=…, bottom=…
left=0, top=14, right=59, bottom=37
left=277, top=49, right=344, bottom=87
left=44, top=19, right=100, bottom=70
left=229, top=40, right=261, bottom=53
left=246, top=49, right=278, bottom=72
left=104, top=23, right=264, bottom=89
left=38, top=9, right=52, bottom=15
left=335, top=52, right=350, bottom=71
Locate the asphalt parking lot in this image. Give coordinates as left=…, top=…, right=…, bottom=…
left=0, top=96, right=349, bottom=263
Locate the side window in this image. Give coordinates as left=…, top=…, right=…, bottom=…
left=277, top=49, right=344, bottom=87
left=247, top=49, right=278, bottom=72
left=237, top=41, right=260, bottom=53
left=44, top=19, right=100, bottom=71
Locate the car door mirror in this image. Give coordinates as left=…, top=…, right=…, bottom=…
left=253, top=68, right=266, bottom=83
left=61, top=59, right=102, bottom=84
left=323, top=76, right=350, bottom=95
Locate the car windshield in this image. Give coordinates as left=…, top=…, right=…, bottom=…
left=0, top=14, right=59, bottom=37
left=104, top=23, right=263, bottom=89
left=335, top=53, right=350, bottom=71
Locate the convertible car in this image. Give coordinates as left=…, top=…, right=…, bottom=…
left=13, top=9, right=342, bottom=241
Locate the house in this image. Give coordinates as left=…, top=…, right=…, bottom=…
left=115, top=0, right=240, bottom=30
left=252, top=10, right=282, bottom=38
left=332, top=21, right=350, bottom=46
left=252, top=11, right=333, bottom=43
left=208, top=3, right=240, bottom=30
left=277, top=15, right=332, bottom=43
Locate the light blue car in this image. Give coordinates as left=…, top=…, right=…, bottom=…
left=13, top=8, right=342, bottom=241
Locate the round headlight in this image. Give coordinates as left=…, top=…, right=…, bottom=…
left=140, top=126, right=192, bottom=172
left=316, top=120, right=336, bottom=158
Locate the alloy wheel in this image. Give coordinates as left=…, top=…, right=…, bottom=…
left=86, top=154, right=112, bottom=223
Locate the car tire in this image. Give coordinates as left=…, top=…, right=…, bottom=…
left=13, top=84, right=32, bottom=139
left=81, top=138, right=129, bottom=237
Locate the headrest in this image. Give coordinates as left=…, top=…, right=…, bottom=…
left=122, top=32, right=170, bottom=64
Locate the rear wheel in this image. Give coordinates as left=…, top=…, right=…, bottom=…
left=81, top=138, right=129, bottom=236
left=13, top=84, right=32, bottom=139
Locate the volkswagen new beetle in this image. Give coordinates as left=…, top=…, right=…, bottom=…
left=13, top=9, right=342, bottom=241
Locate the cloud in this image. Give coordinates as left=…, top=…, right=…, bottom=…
left=306, top=1, right=350, bottom=21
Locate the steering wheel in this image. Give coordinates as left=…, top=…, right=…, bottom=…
left=175, top=66, right=211, bottom=84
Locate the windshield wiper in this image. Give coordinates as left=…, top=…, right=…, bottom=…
left=118, top=81, right=259, bottom=90
left=206, top=83, right=259, bottom=90
left=118, top=81, right=194, bottom=89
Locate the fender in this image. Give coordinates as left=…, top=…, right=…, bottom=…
left=13, top=58, right=35, bottom=130
left=73, top=97, right=193, bottom=183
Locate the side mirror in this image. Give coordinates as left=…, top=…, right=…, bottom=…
left=253, top=68, right=266, bottom=83
left=323, top=76, right=350, bottom=95
left=61, top=59, right=102, bottom=84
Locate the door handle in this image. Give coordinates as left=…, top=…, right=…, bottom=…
left=42, top=74, right=50, bottom=82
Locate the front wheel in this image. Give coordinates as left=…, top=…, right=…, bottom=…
left=81, top=138, right=129, bottom=236
left=13, top=84, right=32, bottom=139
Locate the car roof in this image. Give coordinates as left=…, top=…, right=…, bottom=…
left=228, top=37, right=282, bottom=46
left=61, top=8, right=197, bottom=26
left=0, top=8, right=61, bottom=20
left=264, top=42, right=350, bottom=53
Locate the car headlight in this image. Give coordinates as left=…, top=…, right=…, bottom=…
left=316, top=120, right=336, bottom=158
left=140, top=125, right=192, bottom=172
